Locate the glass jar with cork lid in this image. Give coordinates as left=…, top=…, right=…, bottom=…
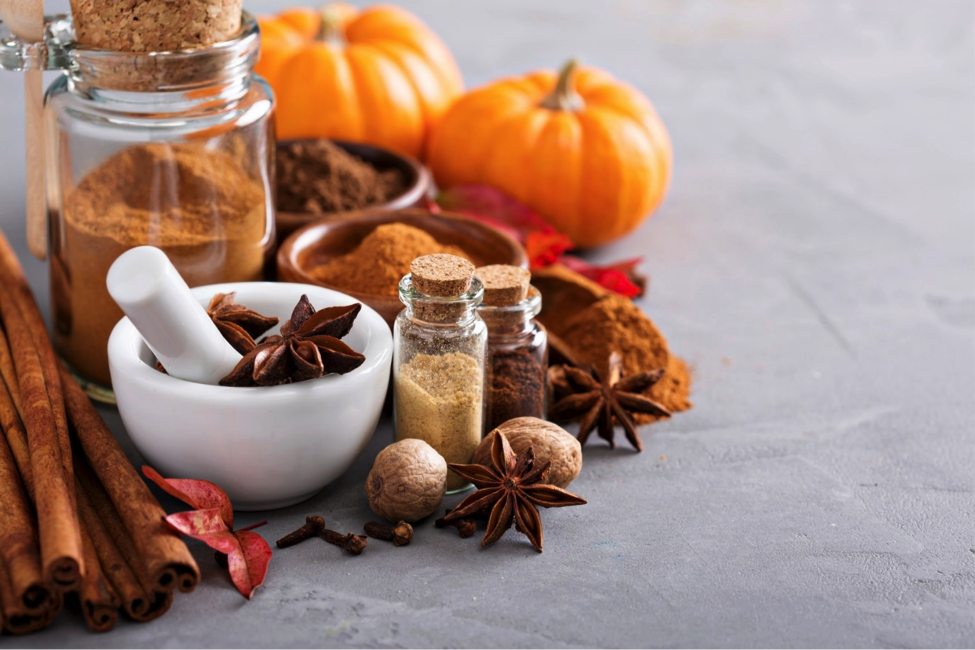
left=393, top=254, right=487, bottom=493
left=0, top=3, right=275, bottom=401
left=475, top=265, right=548, bottom=431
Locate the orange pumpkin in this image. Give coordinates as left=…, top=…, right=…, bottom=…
left=256, top=4, right=463, bottom=160
left=428, top=60, right=672, bottom=247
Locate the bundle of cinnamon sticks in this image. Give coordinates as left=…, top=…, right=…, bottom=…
left=0, top=229, right=200, bottom=635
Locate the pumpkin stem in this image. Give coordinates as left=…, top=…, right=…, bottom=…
left=317, top=5, right=346, bottom=46
left=540, top=58, right=585, bottom=112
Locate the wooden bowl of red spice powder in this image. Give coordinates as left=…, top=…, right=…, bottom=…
left=275, top=139, right=432, bottom=240
left=277, top=208, right=528, bottom=328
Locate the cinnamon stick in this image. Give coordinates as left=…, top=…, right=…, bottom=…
left=0, top=232, right=72, bottom=495
left=62, top=365, right=200, bottom=594
left=4, top=370, right=165, bottom=625
left=76, top=459, right=173, bottom=622
left=0, top=328, right=22, bottom=420
left=0, top=370, right=31, bottom=485
left=0, top=555, right=60, bottom=635
left=0, top=375, right=63, bottom=631
left=77, top=523, right=118, bottom=633
left=0, top=431, right=53, bottom=620
left=76, top=475, right=157, bottom=621
left=0, top=290, right=82, bottom=591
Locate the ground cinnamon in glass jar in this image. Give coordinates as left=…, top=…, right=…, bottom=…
left=312, top=223, right=469, bottom=297
left=52, top=143, right=269, bottom=387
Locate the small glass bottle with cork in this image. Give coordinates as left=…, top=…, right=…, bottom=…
left=475, top=265, right=548, bottom=432
left=393, top=254, right=487, bottom=493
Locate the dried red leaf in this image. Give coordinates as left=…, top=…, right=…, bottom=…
left=143, top=467, right=271, bottom=599
left=526, top=231, right=574, bottom=269
left=436, top=185, right=648, bottom=297
left=229, top=530, right=273, bottom=599
left=558, top=255, right=645, bottom=298
left=436, top=185, right=554, bottom=241
left=143, top=465, right=234, bottom=529
left=165, top=508, right=235, bottom=543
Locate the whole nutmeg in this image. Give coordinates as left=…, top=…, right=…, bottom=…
left=473, top=417, right=582, bottom=488
left=366, top=439, right=447, bottom=523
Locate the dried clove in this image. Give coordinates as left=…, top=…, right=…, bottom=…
left=276, top=515, right=326, bottom=548
left=321, top=528, right=368, bottom=555
left=435, top=509, right=477, bottom=538
left=364, top=521, right=413, bottom=547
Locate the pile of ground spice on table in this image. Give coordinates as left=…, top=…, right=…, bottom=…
left=560, top=294, right=692, bottom=421
left=312, top=223, right=470, bottom=296
left=276, top=140, right=408, bottom=214
left=533, top=264, right=692, bottom=422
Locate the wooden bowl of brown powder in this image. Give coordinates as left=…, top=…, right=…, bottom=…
left=275, top=139, right=432, bottom=239
left=277, top=208, right=528, bottom=328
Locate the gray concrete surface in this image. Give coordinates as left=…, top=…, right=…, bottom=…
left=1, top=0, right=973, bottom=647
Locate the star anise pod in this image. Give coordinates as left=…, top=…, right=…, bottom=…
left=219, top=295, right=365, bottom=387
left=548, top=352, right=671, bottom=452
left=444, top=431, right=586, bottom=552
left=207, top=292, right=280, bottom=354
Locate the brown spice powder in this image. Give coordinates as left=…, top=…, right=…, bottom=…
left=559, top=294, right=692, bottom=422
left=486, top=348, right=545, bottom=432
left=53, top=143, right=268, bottom=387
left=312, top=224, right=468, bottom=297
left=276, top=141, right=408, bottom=215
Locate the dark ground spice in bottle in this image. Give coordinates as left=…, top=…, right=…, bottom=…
left=487, top=347, right=546, bottom=432
left=476, top=265, right=547, bottom=432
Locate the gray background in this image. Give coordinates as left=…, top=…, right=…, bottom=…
left=2, top=0, right=973, bottom=647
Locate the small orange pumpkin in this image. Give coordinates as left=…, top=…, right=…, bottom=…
left=428, top=60, right=672, bottom=247
left=257, top=4, right=463, bottom=160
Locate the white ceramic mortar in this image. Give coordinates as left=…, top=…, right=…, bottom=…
left=108, top=282, right=392, bottom=510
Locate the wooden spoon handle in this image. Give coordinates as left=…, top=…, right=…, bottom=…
left=25, top=68, right=46, bottom=260
left=3, top=0, right=48, bottom=260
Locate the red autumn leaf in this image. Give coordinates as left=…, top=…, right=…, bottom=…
left=436, top=185, right=555, bottom=241
left=436, top=185, right=649, bottom=298
left=143, top=467, right=271, bottom=599
left=559, top=255, right=645, bottom=298
left=164, top=508, right=231, bottom=540
left=163, top=510, right=270, bottom=599
left=526, top=230, right=574, bottom=269
left=229, top=530, right=273, bottom=600
left=143, top=465, right=234, bottom=529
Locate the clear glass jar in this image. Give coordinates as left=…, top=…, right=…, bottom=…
left=479, top=286, right=547, bottom=431
left=2, top=14, right=275, bottom=401
left=393, top=274, right=487, bottom=493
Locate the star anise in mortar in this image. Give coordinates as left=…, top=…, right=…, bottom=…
left=207, top=292, right=280, bottom=354
left=444, top=431, right=586, bottom=552
left=548, top=352, right=671, bottom=452
left=219, top=295, right=365, bottom=387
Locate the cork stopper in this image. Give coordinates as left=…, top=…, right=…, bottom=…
left=411, top=255, right=475, bottom=297
left=71, top=0, right=243, bottom=52
left=475, top=265, right=531, bottom=307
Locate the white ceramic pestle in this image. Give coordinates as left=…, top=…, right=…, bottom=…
left=106, top=246, right=242, bottom=385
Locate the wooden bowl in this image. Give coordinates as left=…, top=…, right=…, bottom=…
left=277, top=208, right=528, bottom=328
left=275, top=139, right=432, bottom=240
